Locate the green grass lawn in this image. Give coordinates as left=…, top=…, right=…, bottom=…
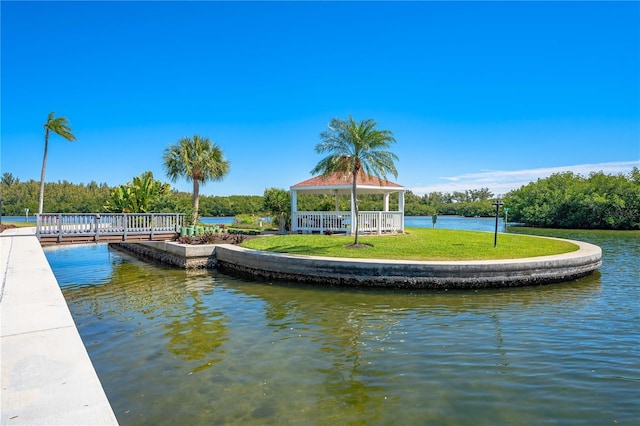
left=1, top=221, right=36, bottom=228
left=241, top=227, right=579, bottom=261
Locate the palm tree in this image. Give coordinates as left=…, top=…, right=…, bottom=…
left=311, top=116, right=398, bottom=245
left=263, top=187, right=291, bottom=233
left=163, top=135, right=230, bottom=224
left=39, top=112, right=77, bottom=214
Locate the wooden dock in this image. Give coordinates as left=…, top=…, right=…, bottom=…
left=36, top=213, right=184, bottom=245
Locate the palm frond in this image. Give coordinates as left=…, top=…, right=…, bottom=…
left=312, top=116, right=398, bottom=182
left=44, top=112, right=77, bottom=142
left=163, top=135, right=231, bottom=183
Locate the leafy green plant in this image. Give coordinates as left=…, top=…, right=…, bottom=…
left=263, top=187, right=291, bottom=232
left=104, top=171, right=171, bottom=213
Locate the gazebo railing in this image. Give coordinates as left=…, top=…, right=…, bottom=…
left=293, top=211, right=351, bottom=233
left=357, top=211, right=403, bottom=234
left=292, top=211, right=403, bottom=234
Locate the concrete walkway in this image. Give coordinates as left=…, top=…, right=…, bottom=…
left=1, top=227, right=118, bottom=425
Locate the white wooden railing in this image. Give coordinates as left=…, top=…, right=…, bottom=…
left=36, top=213, right=184, bottom=242
left=356, top=211, right=403, bottom=234
left=292, top=211, right=403, bottom=235
left=293, top=211, right=351, bottom=233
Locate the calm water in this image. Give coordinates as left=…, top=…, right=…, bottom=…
left=44, top=218, right=639, bottom=425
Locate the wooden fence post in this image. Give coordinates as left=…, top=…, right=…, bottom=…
left=57, top=214, right=63, bottom=243
left=94, top=214, right=100, bottom=242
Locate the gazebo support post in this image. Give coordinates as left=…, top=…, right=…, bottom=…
left=291, top=190, right=298, bottom=233
left=399, top=191, right=405, bottom=233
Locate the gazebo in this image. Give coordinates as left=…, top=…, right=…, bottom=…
left=290, top=172, right=405, bottom=235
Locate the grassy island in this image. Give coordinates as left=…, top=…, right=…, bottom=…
left=241, top=227, right=579, bottom=261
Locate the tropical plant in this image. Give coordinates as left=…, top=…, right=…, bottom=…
left=263, top=187, right=291, bottom=232
left=311, top=116, right=398, bottom=245
left=163, top=135, right=230, bottom=223
left=39, top=112, right=77, bottom=214
left=104, top=171, right=171, bottom=213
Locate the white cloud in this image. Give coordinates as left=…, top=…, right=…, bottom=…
left=410, top=160, right=639, bottom=196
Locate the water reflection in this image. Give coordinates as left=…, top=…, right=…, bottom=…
left=60, top=253, right=230, bottom=371
left=164, top=292, right=228, bottom=373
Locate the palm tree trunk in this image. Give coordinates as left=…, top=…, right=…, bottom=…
left=192, top=179, right=200, bottom=224
left=352, top=172, right=359, bottom=245
left=38, top=130, right=49, bottom=214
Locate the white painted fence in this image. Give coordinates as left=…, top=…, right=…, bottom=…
left=36, top=213, right=184, bottom=242
left=293, top=211, right=350, bottom=233
left=356, top=211, right=403, bottom=234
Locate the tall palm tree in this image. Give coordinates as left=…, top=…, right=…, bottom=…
left=163, top=135, right=230, bottom=224
left=39, top=112, right=77, bottom=214
left=311, top=116, right=398, bottom=245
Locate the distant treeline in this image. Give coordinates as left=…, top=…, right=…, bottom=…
left=504, top=168, right=639, bottom=230
left=0, top=175, right=263, bottom=217
left=0, top=172, right=497, bottom=218
left=2, top=168, right=638, bottom=230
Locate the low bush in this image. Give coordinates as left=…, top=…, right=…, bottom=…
left=176, top=232, right=246, bottom=245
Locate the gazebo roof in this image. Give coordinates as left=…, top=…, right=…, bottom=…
left=291, top=172, right=404, bottom=195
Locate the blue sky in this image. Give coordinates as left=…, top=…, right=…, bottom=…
left=2, top=1, right=639, bottom=197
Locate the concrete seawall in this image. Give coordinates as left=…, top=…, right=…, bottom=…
left=1, top=228, right=118, bottom=425
left=214, top=240, right=602, bottom=289
left=114, top=237, right=602, bottom=289
left=110, top=241, right=216, bottom=269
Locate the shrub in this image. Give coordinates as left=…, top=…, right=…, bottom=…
left=176, top=232, right=245, bottom=245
